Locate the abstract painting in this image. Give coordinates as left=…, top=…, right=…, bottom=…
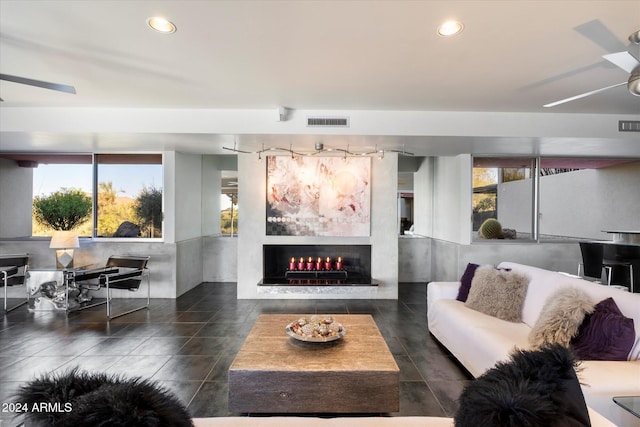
left=266, top=156, right=371, bottom=236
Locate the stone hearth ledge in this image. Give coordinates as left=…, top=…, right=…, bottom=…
left=257, top=285, right=382, bottom=298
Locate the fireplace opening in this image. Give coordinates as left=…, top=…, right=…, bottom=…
left=260, top=244, right=376, bottom=286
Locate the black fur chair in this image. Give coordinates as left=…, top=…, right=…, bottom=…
left=454, top=344, right=591, bottom=427
left=13, top=368, right=194, bottom=427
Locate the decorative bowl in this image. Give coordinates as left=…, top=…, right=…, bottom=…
left=285, top=316, right=346, bottom=342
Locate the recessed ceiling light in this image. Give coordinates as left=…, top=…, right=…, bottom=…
left=147, top=17, right=176, bottom=34
left=438, top=20, right=464, bottom=37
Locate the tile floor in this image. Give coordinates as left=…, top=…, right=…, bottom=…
left=0, top=282, right=472, bottom=424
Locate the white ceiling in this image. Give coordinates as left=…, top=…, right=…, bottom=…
left=1, top=0, right=639, bottom=158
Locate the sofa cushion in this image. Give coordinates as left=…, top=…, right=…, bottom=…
left=456, top=263, right=479, bottom=302
left=455, top=345, right=591, bottom=427
left=465, top=266, right=529, bottom=322
left=529, top=287, right=595, bottom=349
left=572, top=297, right=635, bottom=361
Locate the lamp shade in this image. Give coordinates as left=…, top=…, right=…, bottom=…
left=49, top=231, right=79, bottom=249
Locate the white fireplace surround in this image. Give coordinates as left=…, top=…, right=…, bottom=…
left=237, top=153, right=399, bottom=299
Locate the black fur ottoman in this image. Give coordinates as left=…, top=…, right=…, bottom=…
left=454, top=344, right=591, bottom=427
left=13, top=367, right=194, bottom=426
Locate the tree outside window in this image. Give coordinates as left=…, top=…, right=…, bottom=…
left=33, top=188, right=92, bottom=234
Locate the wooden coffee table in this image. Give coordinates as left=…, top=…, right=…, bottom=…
left=228, top=314, right=400, bottom=413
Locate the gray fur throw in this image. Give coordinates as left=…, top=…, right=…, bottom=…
left=465, top=266, right=529, bottom=322
left=529, top=287, right=595, bottom=349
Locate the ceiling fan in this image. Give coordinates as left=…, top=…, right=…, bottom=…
left=544, top=29, right=640, bottom=107
left=0, top=73, right=76, bottom=101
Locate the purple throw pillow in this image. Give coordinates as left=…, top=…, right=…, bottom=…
left=571, top=297, right=635, bottom=361
left=456, top=263, right=479, bottom=302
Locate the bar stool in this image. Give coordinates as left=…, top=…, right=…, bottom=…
left=578, top=242, right=634, bottom=291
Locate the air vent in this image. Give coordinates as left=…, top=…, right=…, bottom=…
left=619, top=120, right=640, bottom=132
left=307, top=117, right=350, bottom=127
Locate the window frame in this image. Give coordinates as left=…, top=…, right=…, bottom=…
left=92, top=153, right=164, bottom=241
left=27, top=152, right=164, bottom=241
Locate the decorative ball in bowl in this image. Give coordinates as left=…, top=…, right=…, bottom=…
left=285, top=315, right=346, bottom=342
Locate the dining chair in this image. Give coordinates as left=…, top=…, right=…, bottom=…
left=578, top=242, right=634, bottom=291
left=603, top=243, right=635, bottom=293
left=0, top=253, right=30, bottom=312
left=72, top=255, right=150, bottom=319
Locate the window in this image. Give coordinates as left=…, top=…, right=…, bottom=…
left=95, top=154, right=163, bottom=238
left=29, top=153, right=163, bottom=239
left=472, top=157, right=535, bottom=241
left=473, top=157, right=640, bottom=242
left=220, top=170, right=238, bottom=235
left=32, top=155, right=93, bottom=237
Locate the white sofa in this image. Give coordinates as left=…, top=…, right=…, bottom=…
left=192, top=409, right=617, bottom=426
left=428, top=261, right=640, bottom=427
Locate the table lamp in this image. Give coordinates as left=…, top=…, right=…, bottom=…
left=49, top=231, right=80, bottom=269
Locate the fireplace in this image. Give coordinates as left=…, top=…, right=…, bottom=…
left=260, top=244, right=376, bottom=286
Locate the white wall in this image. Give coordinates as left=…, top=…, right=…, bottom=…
left=201, top=155, right=239, bottom=282
left=201, top=156, right=221, bottom=236
left=431, top=155, right=473, bottom=244
left=0, top=158, right=33, bottom=238
left=413, top=157, right=433, bottom=237
left=174, top=152, right=203, bottom=242
left=370, top=153, right=399, bottom=297
left=170, top=151, right=205, bottom=294
left=201, top=154, right=238, bottom=237
left=237, top=152, right=399, bottom=299
left=3, top=108, right=636, bottom=149
left=412, top=155, right=473, bottom=244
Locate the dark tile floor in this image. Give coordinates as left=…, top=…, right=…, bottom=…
left=0, top=282, right=472, bottom=424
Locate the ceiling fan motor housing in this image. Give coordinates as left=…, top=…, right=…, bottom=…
left=628, top=65, right=640, bottom=96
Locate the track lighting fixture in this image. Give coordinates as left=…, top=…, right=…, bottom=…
left=222, top=142, right=413, bottom=158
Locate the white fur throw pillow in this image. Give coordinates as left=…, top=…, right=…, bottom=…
left=465, top=266, right=529, bottom=322
left=529, top=287, right=594, bottom=349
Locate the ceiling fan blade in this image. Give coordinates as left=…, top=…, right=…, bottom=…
left=543, top=82, right=627, bottom=107
left=603, top=51, right=639, bottom=73
left=0, top=73, right=76, bottom=94
left=575, top=20, right=627, bottom=53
